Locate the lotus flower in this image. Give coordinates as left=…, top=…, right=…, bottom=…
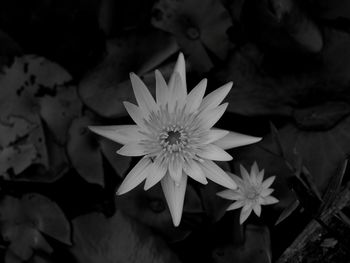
left=89, top=53, right=261, bottom=226
left=218, top=162, right=279, bottom=224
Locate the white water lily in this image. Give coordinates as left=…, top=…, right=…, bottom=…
left=89, top=53, right=261, bottom=226
left=217, top=162, right=279, bottom=224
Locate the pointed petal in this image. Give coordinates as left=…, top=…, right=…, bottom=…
left=240, top=205, right=253, bottom=224
left=262, top=196, right=279, bottom=205
left=117, top=142, right=150, bottom=156
left=123, top=102, right=146, bottom=128
left=227, top=200, right=245, bottom=210
left=240, top=164, right=251, bottom=182
left=144, top=158, right=167, bottom=190
left=261, top=188, right=274, bottom=197
left=227, top=172, right=244, bottom=188
left=117, top=158, right=152, bottom=195
left=168, top=72, right=186, bottom=111
left=251, top=162, right=259, bottom=183
left=185, top=79, right=207, bottom=113
left=262, top=176, right=276, bottom=189
left=169, top=156, right=183, bottom=183
left=217, top=189, right=242, bottom=200
left=130, top=73, right=158, bottom=113
left=202, top=129, right=229, bottom=144
left=198, top=103, right=228, bottom=130
left=253, top=203, right=262, bottom=217
left=199, top=82, right=232, bottom=111
left=183, top=159, right=208, bottom=184
left=155, top=70, right=169, bottom=106
left=161, top=173, right=187, bottom=226
left=257, top=169, right=265, bottom=184
left=88, top=125, right=144, bottom=144
left=200, top=160, right=237, bottom=189
left=168, top=52, right=186, bottom=94
left=214, top=131, right=262, bottom=150
left=197, top=144, right=233, bottom=161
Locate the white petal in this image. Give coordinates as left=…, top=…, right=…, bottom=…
left=168, top=52, right=186, bottom=94
left=130, top=73, right=158, bottom=114
left=198, top=103, right=228, bottom=130
left=144, top=158, right=167, bottom=190
left=217, top=189, right=242, bottom=200
left=155, top=70, right=169, bottom=106
left=161, top=173, right=187, bottom=226
left=202, top=128, right=229, bottom=144
left=185, top=79, right=207, bottom=113
left=200, top=160, right=237, bottom=189
left=227, top=172, right=244, bottom=188
left=88, top=125, right=143, bottom=144
left=199, top=82, right=232, bottom=111
left=257, top=169, right=265, bottom=184
left=214, top=131, right=262, bottom=150
left=169, top=156, right=183, bottom=183
left=239, top=164, right=251, bottom=182
left=183, top=159, right=208, bottom=184
left=197, top=144, right=233, bottom=161
left=117, top=142, right=150, bottom=156
left=251, top=162, right=259, bottom=183
left=261, top=196, right=279, bottom=205
left=262, top=176, right=276, bottom=189
left=123, top=102, right=146, bottom=128
left=253, top=203, right=262, bottom=217
left=261, top=188, right=274, bottom=197
left=227, top=200, right=245, bottom=210
left=168, top=72, right=186, bottom=111
left=240, top=204, right=253, bottom=224
left=117, top=158, right=152, bottom=195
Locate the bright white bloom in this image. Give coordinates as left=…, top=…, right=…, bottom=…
left=89, top=53, right=262, bottom=226
left=217, top=162, right=279, bottom=224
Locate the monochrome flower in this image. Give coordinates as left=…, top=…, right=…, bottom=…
left=218, top=162, right=279, bottom=224
left=89, top=53, right=262, bottom=226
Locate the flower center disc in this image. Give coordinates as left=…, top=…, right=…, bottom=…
left=165, top=131, right=182, bottom=145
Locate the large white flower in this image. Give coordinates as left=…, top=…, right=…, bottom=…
left=217, top=162, right=279, bottom=224
left=89, top=53, right=261, bottom=226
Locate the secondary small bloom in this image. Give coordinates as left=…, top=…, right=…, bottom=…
left=89, top=53, right=262, bottom=226
left=217, top=162, right=279, bottom=224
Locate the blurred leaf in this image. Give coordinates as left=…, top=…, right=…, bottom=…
left=212, top=224, right=271, bottom=263
left=71, top=211, right=181, bottom=263
left=0, top=194, right=71, bottom=262
left=152, top=0, right=232, bottom=72
left=67, top=116, right=131, bottom=186
left=116, top=182, right=203, bottom=242
left=0, top=145, right=37, bottom=177
left=79, top=28, right=178, bottom=118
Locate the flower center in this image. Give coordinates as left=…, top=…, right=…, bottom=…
left=246, top=187, right=259, bottom=200
left=165, top=131, right=181, bottom=145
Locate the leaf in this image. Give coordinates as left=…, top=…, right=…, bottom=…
left=67, top=116, right=132, bottom=186
left=212, top=225, right=271, bottom=263
left=0, top=194, right=71, bottom=262
left=71, top=211, right=181, bottom=263
left=67, top=116, right=105, bottom=186
left=116, top=182, right=203, bottom=242
left=152, top=0, right=232, bottom=72
left=275, top=199, right=300, bottom=225
left=217, top=28, right=350, bottom=117
left=79, top=28, right=178, bottom=118
left=0, top=145, right=37, bottom=177
left=0, top=55, right=81, bottom=180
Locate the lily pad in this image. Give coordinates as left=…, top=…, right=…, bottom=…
left=67, top=116, right=131, bottom=186
left=0, top=194, right=71, bottom=262
left=79, top=28, right=178, bottom=118
left=71, top=211, right=181, bottom=263
left=152, top=0, right=232, bottom=72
